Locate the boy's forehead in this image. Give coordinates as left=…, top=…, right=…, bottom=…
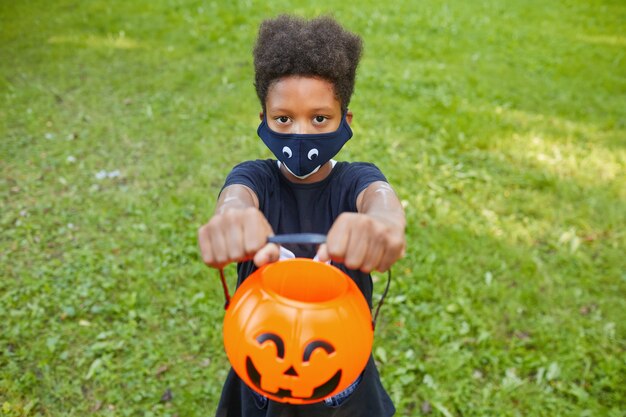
left=269, top=76, right=336, bottom=96
left=266, top=76, right=341, bottom=111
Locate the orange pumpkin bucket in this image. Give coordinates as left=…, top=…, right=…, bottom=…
left=223, top=258, right=374, bottom=404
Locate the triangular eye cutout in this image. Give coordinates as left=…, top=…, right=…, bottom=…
left=283, top=366, right=299, bottom=376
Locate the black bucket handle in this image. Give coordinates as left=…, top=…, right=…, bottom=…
left=218, top=233, right=391, bottom=330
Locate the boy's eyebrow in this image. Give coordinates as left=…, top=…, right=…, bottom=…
left=310, top=106, right=336, bottom=113
left=266, top=107, right=290, bottom=114
left=267, top=106, right=336, bottom=114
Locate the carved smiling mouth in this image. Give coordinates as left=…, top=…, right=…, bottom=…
left=246, top=357, right=342, bottom=401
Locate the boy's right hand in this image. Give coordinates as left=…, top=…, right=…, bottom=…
left=197, top=207, right=279, bottom=269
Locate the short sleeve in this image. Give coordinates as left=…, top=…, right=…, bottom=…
left=220, top=159, right=277, bottom=206
left=337, top=162, right=387, bottom=211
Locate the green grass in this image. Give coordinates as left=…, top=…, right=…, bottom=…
left=1, top=0, right=625, bottom=416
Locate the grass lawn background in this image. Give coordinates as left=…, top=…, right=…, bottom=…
left=1, top=0, right=624, bottom=416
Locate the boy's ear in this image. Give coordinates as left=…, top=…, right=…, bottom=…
left=346, top=110, right=353, bottom=125
left=259, top=111, right=264, bottom=121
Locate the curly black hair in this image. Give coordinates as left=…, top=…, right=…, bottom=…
left=253, top=15, right=363, bottom=113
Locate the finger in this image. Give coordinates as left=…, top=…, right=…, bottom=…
left=198, top=225, right=215, bottom=266
left=316, top=243, right=329, bottom=262
left=326, top=214, right=352, bottom=262
left=377, top=235, right=405, bottom=272
left=243, top=210, right=272, bottom=255
left=377, top=244, right=398, bottom=272
left=223, top=220, right=245, bottom=262
left=377, top=251, right=393, bottom=272
left=198, top=222, right=229, bottom=268
left=211, top=228, right=230, bottom=266
left=361, top=238, right=384, bottom=273
left=343, top=225, right=368, bottom=271
left=253, top=243, right=280, bottom=267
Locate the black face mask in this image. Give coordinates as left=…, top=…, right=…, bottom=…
left=257, top=115, right=353, bottom=179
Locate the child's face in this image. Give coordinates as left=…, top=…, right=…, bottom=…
left=264, top=76, right=344, bottom=134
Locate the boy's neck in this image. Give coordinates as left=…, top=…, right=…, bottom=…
left=279, top=161, right=334, bottom=184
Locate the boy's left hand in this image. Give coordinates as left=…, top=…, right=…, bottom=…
left=316, top=212, right=405, bottom=273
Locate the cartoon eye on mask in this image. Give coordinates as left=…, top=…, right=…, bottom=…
left=307, top=149, right=319, bottom=160
left=282, top=146, right=293, bottom=158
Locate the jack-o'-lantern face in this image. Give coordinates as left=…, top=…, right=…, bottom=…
left=245, top=332, right=341, bottom=401
left=223, top=259, right=374, bottom=404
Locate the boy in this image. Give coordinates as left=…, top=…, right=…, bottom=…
left=198, top=15, right=405, bottom=417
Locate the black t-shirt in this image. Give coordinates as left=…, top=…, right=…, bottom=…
left=216, top=159, right=395, bottom=417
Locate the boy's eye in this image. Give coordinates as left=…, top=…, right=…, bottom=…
left=313, top=116, right=327, bottom=124
left=276, top=116, right=290, bottom=124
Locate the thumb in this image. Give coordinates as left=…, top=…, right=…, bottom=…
left=253, top=243, right=280, bottom=267
left=316, top=243, right=330, bottom=263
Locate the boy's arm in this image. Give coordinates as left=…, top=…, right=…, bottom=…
left=197, top=184, right=279, bottom=269
left=317, top=181, right=406, bottom=273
